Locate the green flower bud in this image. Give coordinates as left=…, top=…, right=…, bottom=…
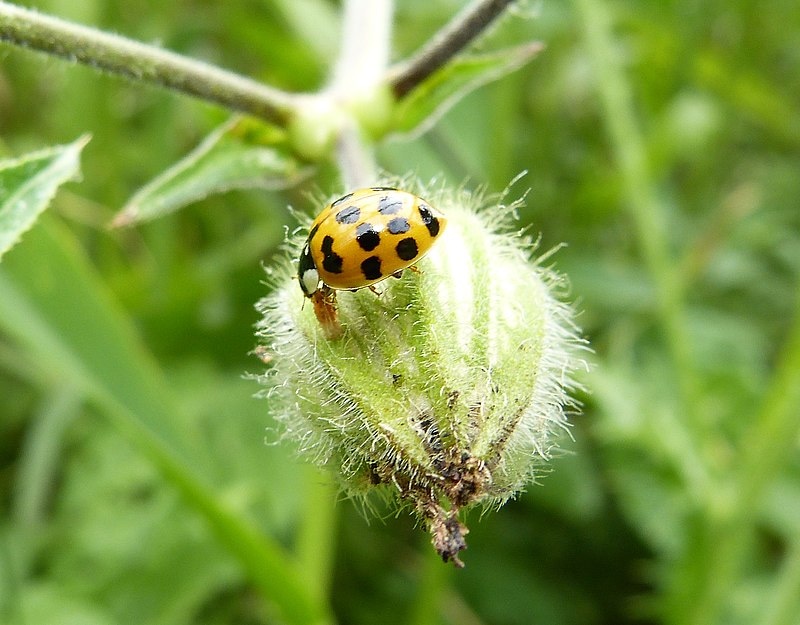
left=255, top=184, right=584, bottom=567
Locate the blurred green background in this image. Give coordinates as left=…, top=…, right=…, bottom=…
left=1, top=1, right=799, bottom=624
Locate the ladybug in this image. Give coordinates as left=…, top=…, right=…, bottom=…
left=298, top=187, right=447, bottom=298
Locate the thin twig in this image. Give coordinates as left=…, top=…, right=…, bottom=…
left=389, top=0, right=517, bottom=98
left=0, top=2, right=297, bottom=124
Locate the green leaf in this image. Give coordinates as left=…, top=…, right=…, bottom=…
left=391, top=43, right=544, bottom=138
left=0, top=136, right=89, bottom=261
left=0, top=220, right=333, bottom=625
left=112, top=116, right=310, bottom=227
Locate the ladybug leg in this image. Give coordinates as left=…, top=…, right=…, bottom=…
left=311, top=286, right=343, bottom=340
left=390, top=265, right=420, bottom=280
left=367, top=284, right=383, bottom=297
left=392, top=265, right=420, bottom=280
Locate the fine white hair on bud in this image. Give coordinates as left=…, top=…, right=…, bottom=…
left=255, top=181, right=585, bottom=567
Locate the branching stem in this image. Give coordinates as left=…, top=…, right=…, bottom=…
left=389, top=0, right=517, bottom=98
left=0, top=1, right=296, bottom=124
left=0, top=0, right=520, bottom=138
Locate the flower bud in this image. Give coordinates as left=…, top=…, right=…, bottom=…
left=255, top=184, right=583, bottom=566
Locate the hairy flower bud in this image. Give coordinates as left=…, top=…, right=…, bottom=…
left=255, top=184, right=583, bottom=566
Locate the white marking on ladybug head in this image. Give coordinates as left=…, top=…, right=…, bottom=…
left=301, top=267, right=320, bottom=296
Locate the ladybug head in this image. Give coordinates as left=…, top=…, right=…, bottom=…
left=297, top=243, right=319, bottom=297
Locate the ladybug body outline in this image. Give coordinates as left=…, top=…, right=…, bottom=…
left=298, top=187, right=447, bottom=297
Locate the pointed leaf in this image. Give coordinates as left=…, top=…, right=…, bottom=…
left=0, top=135, right=89, bottom=260
left=391, top=42, right=544, bottom=138
left=113, top=116, right=310, bottom=227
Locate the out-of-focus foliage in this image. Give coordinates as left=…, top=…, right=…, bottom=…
left=1, top=1, right=799, bottom=625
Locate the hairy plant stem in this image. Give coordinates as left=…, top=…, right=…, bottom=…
left=0, top=1, right=296, bottom=124
left=390, top=0, right=517, bottom=98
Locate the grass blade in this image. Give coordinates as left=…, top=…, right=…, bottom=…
left=0, top=219, right=333, bottom=625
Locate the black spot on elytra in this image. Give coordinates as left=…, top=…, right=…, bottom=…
left=321, top=235, right=343, bottom=274
left=396, top=237, right=418, bottom=261
left=370, top=185, right=397, bottom=192
left=335, top=205, right=361, bottom=224
left=418, top=203, right=440, bottom=237
left=387, top=217, right=410, bottom=234
left=356, top=223, right=380, bottom=251
left=361, top=256, right=382, bottom=280
left=378, top=195, right=403, bottom=215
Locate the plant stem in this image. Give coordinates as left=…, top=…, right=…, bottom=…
left=408, top=547, right=451, bottom=625
left=390, top=0, right=517, bottom=98
left=330, top=0, right=392, bottom=188
left=330, top=0, right=393, bottom=94
left=295, top=467, right=338, bottom=603
left=0, top=1, right=296, bottom=124
left=336, top=121, right=377, bottom=188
